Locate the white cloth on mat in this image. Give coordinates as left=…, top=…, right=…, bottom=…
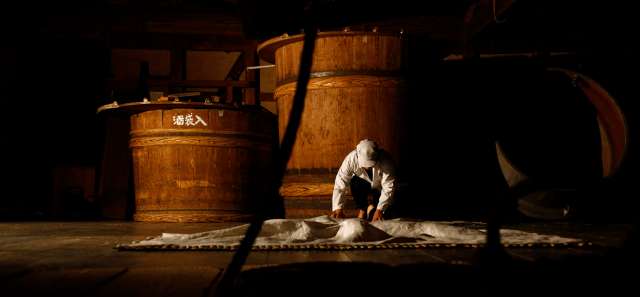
left=118, top=216, right=581, bottom=249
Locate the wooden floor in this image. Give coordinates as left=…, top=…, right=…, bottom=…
left=0, top=220, right=636, bottom=296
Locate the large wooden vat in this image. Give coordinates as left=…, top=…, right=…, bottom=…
left=259, top=31, right=408, bottom=217
left=112, top=102, right=276, bottom=222
left=496, top=68, right=628, bottom=219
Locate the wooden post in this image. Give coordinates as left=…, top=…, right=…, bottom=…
left=226, top=84, right=234, bottom=104
left=243, top=43, right=259, bottom=105
left=137, top=61, right=150, bottom=100
left=170, top=49, right=186, bottom=94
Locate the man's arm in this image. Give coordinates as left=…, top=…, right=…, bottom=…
left=331, top=151, right=356, bottom=215
left=376, top=162, right=396, bottom=213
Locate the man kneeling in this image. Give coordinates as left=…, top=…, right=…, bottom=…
left=330, top=139, right=396, bottom=221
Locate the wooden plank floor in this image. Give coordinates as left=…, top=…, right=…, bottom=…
left=0, top=221, right=636, bottom=296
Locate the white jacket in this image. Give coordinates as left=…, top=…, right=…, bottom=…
left=332, top=150, right=396, bottom=211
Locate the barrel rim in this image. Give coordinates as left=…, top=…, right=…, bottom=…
left=133, top=211, right=255, bottom=223
left=497, top=67, right=629, bottom=187
left=274, top=75, right=407, bottom=98
left=257, top=31, right=403, bottom=63
left=549, top=67, right=629, bottom=177
left=276, top=70, right=404, bottom=86
left=129, top=128, right=274, bottom=139
left=97, top=101, right=272, bottom=115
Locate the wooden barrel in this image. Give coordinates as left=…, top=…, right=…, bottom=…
left=258, top=31, right=408, bottom=218
left=496, top=68, right=628, bottom=219
left=124, top=103, right=276, bottom=222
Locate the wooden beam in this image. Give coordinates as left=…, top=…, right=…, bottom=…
left=225, top=52, right=246, bottom=81
left=109, top=13, right=244, bottom=36
left=360, top=16, right=463, bottom=41
left=109, top=79, right=255, bottom=89
left=443, top=51, right=576, bottom=61
left=109, top=32, right=257, bottom=51
left=150, top=80, right=254, bottom=88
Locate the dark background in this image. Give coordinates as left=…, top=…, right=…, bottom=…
left=0, top=0, right=637, bottom=222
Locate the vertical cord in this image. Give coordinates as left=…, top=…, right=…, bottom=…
left=493, top=0, right=507, bottom=24
left=210, top=7, right=318, bottom=297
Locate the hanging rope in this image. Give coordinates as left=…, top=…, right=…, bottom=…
left=210, top=5, right=318, bottom=297
left=493, top=0, right=507, bottom=24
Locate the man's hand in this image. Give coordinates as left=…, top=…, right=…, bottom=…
left=371, top=209, right=384, bottom=222
left=330, top=209, right=345, bottom=219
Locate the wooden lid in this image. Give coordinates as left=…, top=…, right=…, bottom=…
left=257, top=31, right=402, bottom=64
left=96, top=101, right=264, bottom=114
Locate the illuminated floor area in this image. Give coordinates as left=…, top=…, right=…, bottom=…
left=0, top=221, right=636, bottom=296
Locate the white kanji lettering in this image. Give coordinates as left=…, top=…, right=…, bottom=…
left=172, top=115, right=185, bottom=126
left=173, top=113, right=207, bottom=127
left=194, top=115, right=208, bottom=126
left=184, top=113, right=196, bottom=126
